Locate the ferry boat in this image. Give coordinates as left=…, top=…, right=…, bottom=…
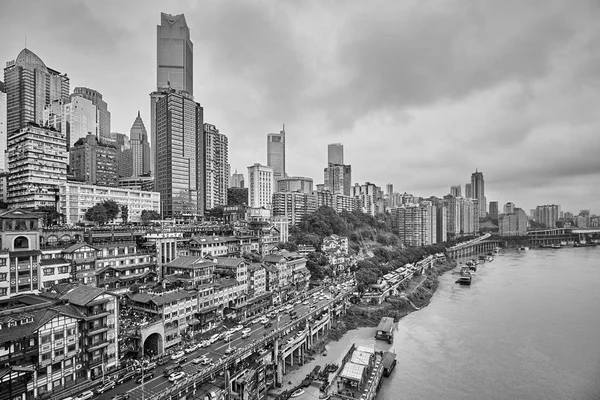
left=574, top=242, right=597, bottom=247
left=456, top=276, right=472, bottom=285
left=375, top=317, right=394, bottom=344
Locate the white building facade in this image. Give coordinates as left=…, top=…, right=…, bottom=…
left=247, top=163, right=273, bottom=209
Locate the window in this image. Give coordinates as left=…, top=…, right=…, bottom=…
left=59, top=266, right=69, bottom=274
left=43, top=268, right=54, bottom=276
left=41, top=352, right=51, bottom=361
left=66, top=328, right=75, bottom=336
left=67, top=344, right=76, bottom=353
left=64, top=358, right=73, bottom=367
left=0, top=288, right=6, bottom=297
left=41, top=334, right=51, bottom=344
left=13, top=236, right=29, bottom=249
left=54, top=331, right=64, bottom=340
left=55, top=349, right=64, bottom=357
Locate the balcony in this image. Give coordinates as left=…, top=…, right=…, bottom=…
left=17, top=262, right=31, bottom=270
left=87, top=324, right=109, bottom=335
left=86, top=339, right=111, bottom=352
left=18, top=277, right=31, bottom=285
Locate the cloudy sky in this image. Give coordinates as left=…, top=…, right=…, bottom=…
left=1, top=0, right=599, bottom=214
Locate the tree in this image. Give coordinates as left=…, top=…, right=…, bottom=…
left=37, top=206, right=64, bottom=226
left=102, top=200, right=120, bottom=222
left=120, top=205, right=129, bottom=223
left=355, top=268, right=379, bottom=292
left=85, top=204, right=109, bottom=225
left=206, top=206, right=224, bottom=220
left=141, top=210, right=160, bottom=224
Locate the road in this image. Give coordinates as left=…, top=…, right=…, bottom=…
left=95, top=283, right=352, bottom=400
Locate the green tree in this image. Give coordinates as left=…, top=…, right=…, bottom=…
left=206, top=206, right=224, bottom=220
left=120, top=205, right=129, bottom=223
left=85, top=204, right=109, bottom=225
left=355, top=268, right=379, bottom=292
left=102, top=200, right=120, bottom=222
left=141, top=210, right=161, bottom=224
left=37, top=206, right=64, bottom=226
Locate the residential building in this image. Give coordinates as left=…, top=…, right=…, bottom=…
left=114, top=132, right=133, bottom=178
left=322, top=235, right=349, bottom=254
left=450, top=185, right=461, bottom=197
left=117, top=176, right=155, bottom=191
left=184, top=236, right=232, bottom=257
left=499, top=208, right=527, bottom=236
left=324, top=164, right=351, bottom=196
left=489, top=201, right=499, bottom=219
left=230, top=170, right=244, bottom=188
left=471, top=170, right=486, bottom=216
left=267, top=127, right=286, bottom=181
left=435, top=203, right=448, bottom=243
left=352, top=182, right=384, bottom=216
left=4, top=48, right=69, bottom=136
left=276, top=176, right=313, bottom=194
left=443, top=195, right=476, bottom=238
left=95, top=249, right=158, bottom=294
left=247, top=263, right=266, bottom=298
left=314, top=190, right=356, bottom=213
left=204, top=123, right=229, bottom=209
left=69, top=134, right=118, bottom=186
left=130, top=111, right=150, bottom=177
left=7, top=124, right=67, bottom=209
left=44, top=95, right=98, bottom=149
left=535, top=204, right=560, bottom=228
left=272, top=192, right=318, bottom=225
left=145, top=232, right=182, bottom=279
left=503, top=202, right=514, bottom=214
left=271, top=216, right=290, bottom=243
left=465, top=183, right=472, bottom=199
left=247, top=163, right=273, bottom=209
left=151, top=13, right=194, bottom=177
left=391, top=204, right=434, bottom=247
left=72, top=87, right=111, bottom=143
left=214, top=257, right=248, bottom=288
left=327, top=143, right=344, bottom=165
left=59, top=182, right=160, bottom=224
left=164, top=256, right=215, bottom=286
left=0, top=80, right=6, bottom=170
left=155, top=90, right=204, bottom=218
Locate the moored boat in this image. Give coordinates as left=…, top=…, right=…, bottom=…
left=518, top=246, right=529, bottom=251
left=456, top=276, right=472, bottom=285
left=291, top=388, right=305, bottom=398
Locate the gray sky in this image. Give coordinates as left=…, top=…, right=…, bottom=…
left=1, top=0, right=599, bottom=214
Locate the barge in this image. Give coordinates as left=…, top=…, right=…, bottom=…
left=456, top=276, right=472, bottom=285
left=375, top=317, right=394, bottom=344
left=382, top=352, right=397, bottom=377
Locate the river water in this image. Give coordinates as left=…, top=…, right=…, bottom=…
left=284, top=246, right=600, bottom=400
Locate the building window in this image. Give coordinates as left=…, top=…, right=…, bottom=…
left=43, top=268, right=54, bottom=276
left=55, top=349, right=64, bottom=357
left=59, top=266, right=69, bottom=274
left=41, top=334, right=51, bottom=344
left=0, top=288, right=6, bottom=297
left=54, top=331, right=64, bottom=340
left=67, top=344, right=76, bottom=353
left=14, top=236, right=29, bottom=249
left=41, top=352, right=51, bottom=362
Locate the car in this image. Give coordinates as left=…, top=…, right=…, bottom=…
left=241, top=331, right=251, bottom=339
left=110, top=395, right=131, bottom=400
left=75, top=391, right=95, bottom=400
left=168, top=371, right=186, bottom=382
left=157, top=357, right=169, bottom=366
left=175, top=357, right=187, bottom=366
left=209, top=334, right=220, bottom=344
left=116, top=371, right=137, bottom=384
left=95, top=380, right=116, bottom=394
left=143, top=361, right=157, bottom=370
left=286, top=338, right=295, bottom=344
left=192, top=356, right=203, bottom=364
left=135, top=371, right=154, bottom=383
left=217, top=332, right=229, bottom=341
left=225, top=346, right=237, bottom=355
left=242, top=327, right=251, bottom=335
left=263, top=321, right=273, bottom=329
left=199, top=340, right=210, bottom=348
left=302, top=300, right=309, bottom=305
left=163, top=364, right=182, bottom=377
left=184, top=344, right=199, bottom=353
left=171, top=351, right=186, bottom=360
left=233, top=324, right=243, bottom=332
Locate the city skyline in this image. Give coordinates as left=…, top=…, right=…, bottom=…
left=1, top=1, right=599, bottom=213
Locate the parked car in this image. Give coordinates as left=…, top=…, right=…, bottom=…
left=242, top=327, right=251, bottom=335
left=233, top=324, right=243, bottom=332
left=136, top=371, right=155, bottom=383
left=116, top=371, right=136, bottom=384
left=171, top=351, right=186, bottom=361
left=209, top=334, right=220, bottom=344
left=142, top=361, right=157, bottom=371
left=95, top=380, right=116, bottom=394
left=157, top=357, right=169, bottom=366
left=75, top=391, right=95, bottom=400
left=168, top=371, right=186, bottom=382
left=241, top=331, right=251, bottom=339
left=225, top=346, right=237, bottom=355
left=163, top=364, right=182, bottom=377
left=184, top=344, right=199, bottom=354
left=110, top=394, right=131, bottom=400
left=263, top=321, right=273, bottom=329
left=199, top=340, right=210, bottom=348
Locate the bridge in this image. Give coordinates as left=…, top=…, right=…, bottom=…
left=527, top=228, right=600, bottom=246
left=446, top=233, right=501, bottom=259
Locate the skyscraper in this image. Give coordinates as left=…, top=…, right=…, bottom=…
left=155, top=90, right=204, bottom=218
left=450, top=185, right=462, bottom=197
left=4, top=49, right=69, bottom=136
left=204, top=123, right=229, bottom=209
left=0, top=80, right=6, bottom=171
left=535, top=204, right=560, bottom=228
left=328, top=143, right=344, bottom=165
left=471, top=170, right=486, bottom=216
left=44, top=95, right=98, bottom=148
left=503, top=202, right=515, bottom=214
left=489, top=201, right=499, bottom=219
left=130, top=111, right=150, bottom=177
left=73, top=87, right=111, bottom=143
left=267, top=127, right=286, bottom=181
left=230, top=170, right=245, bottom=188
left=465, top=183, right=472, bottom=198
left=114, top=132, right=133, bottom=178
left=69, top=134, right=118, bottom=186
left=324, top=164, right=352, bottom=196
left=247, top=163, right=273, bottom=209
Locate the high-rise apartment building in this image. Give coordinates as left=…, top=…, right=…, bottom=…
left=489, top=201, right=499, bottom=219
left=4, top=49, right=70, bottom=136
left=73, top=87, right=111, bottom=143
left=204, top=123, right=229, bottom=209
left=504, top=202, right=515, bottom=215
left=465, top=183, right=472, bottom=198
left=443, top=195, right=477, bottom=239
left=535, top=204, right=560, bottom=228
left=114, top=132, right=133, bottom=177
left=130, top=111, right=150, bottom=177
left=499, top=208, right=527, bottom=236
left=44, top=95, right=98, bottom=148
left=7, top=124, right=67, bottom=209
left=247, top=163, right=273, bottom=209
left=230, top=170, right=245, bottom=188
left=272, top=191, right=318, bottom=225
left=0, top=80, right=6, bottom=170
left=151, top=13, right=194, bottom=177
left=277, top=176, right=313, bottom=194
left=267, top=127, right=286, bottom=181
left=435, top=203, right=448, bottom=243
left=155, top=90, right=204, bottom=218
left=69, top=134, right=118, bottom=186
left=328, top=143, right=344, bottom=165
left=391, top=203, right=435, bottom=247
left=351, top=182, right=384, bottom=216
left=324, top=164, right=352, bottom=196
left=471, top=170, right=486, bottom=216
left=450, top=185, right=462, bottom=197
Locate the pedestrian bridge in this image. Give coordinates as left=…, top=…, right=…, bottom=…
left=447, top=233, right=500, bottom=259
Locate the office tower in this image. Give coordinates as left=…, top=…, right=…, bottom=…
left=0, top=81, right=6, bottom=170
left=130, top=111, right=150, bottom=177
left=471, top=170, right=486, bottom=216
left=247, top=163, right=273, bottom=209
left=272, top=191, right=318, bottom=225
left=465, top=183, right=472, bottom=198
left=156, top=90, right=204, bottom=218
left=204, top=123, right=229, bottom=209
left=7, top=124, right=67, bottom=209
left=73, top=87, right=111, bottom=143
left=503, top=202, right=515, bottom=214
left=44, top=95, right=98, bottom=148
left=352, top=182, right=384, bottom=216
left=324, top=164, right=352, bottom=196
left=230, top=170, right=245, bottom=188
left=69, top=134, right=118, bottom=186
left=386, top=184, right=393, bottom=196
left=276, top=176, right=313, bottom=194
left=489, top=201, right=499, bottom=219
left=450, top=185, right=462, bottom=197
left=114, top=132, right=133, bottom=177
left=4, top=49, right=70, bottom=136
left=535, top=204, right=560, bottom=228
left=267, top=127, right=286, bottom=181
left=151, top=13, right=194, bottom=178
left=328, top=143, right=344, bottom=165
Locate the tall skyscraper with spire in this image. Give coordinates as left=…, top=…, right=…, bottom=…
left=150, top=13, right=194, bottom=179
left=471, top=169, right=486, bottom=217
left=267, top=126, right=286, bottom=181
left=130, top=111, right=150, bottom=177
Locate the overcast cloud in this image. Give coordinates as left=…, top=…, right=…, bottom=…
left=1, top=0, right=599, bottom=213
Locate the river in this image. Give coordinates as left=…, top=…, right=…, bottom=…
left=283, top=246, right=600, bottom=400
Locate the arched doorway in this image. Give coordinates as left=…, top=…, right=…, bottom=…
left=143, top=332, right=163, bottom=358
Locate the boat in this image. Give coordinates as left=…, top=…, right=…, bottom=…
left=478, top=255, right=486, bottom=261
left=485, top=256, right=493, bottom=262
left=518, top=246, right=529, bottom=251
left=291, top=388, right=305, bottom=398
left=574, top=242, right=597, bottom=247
left=326, top=344, right=385, bottom=400
left=382, top=352, right=397, bottom=377
left=375, top=317, right=394, bottom=344
left=549, top=244, right=561, bottom=249
left=456, top=276, right=472, bottom=285
left=560, top=241, right=567, bottom=246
